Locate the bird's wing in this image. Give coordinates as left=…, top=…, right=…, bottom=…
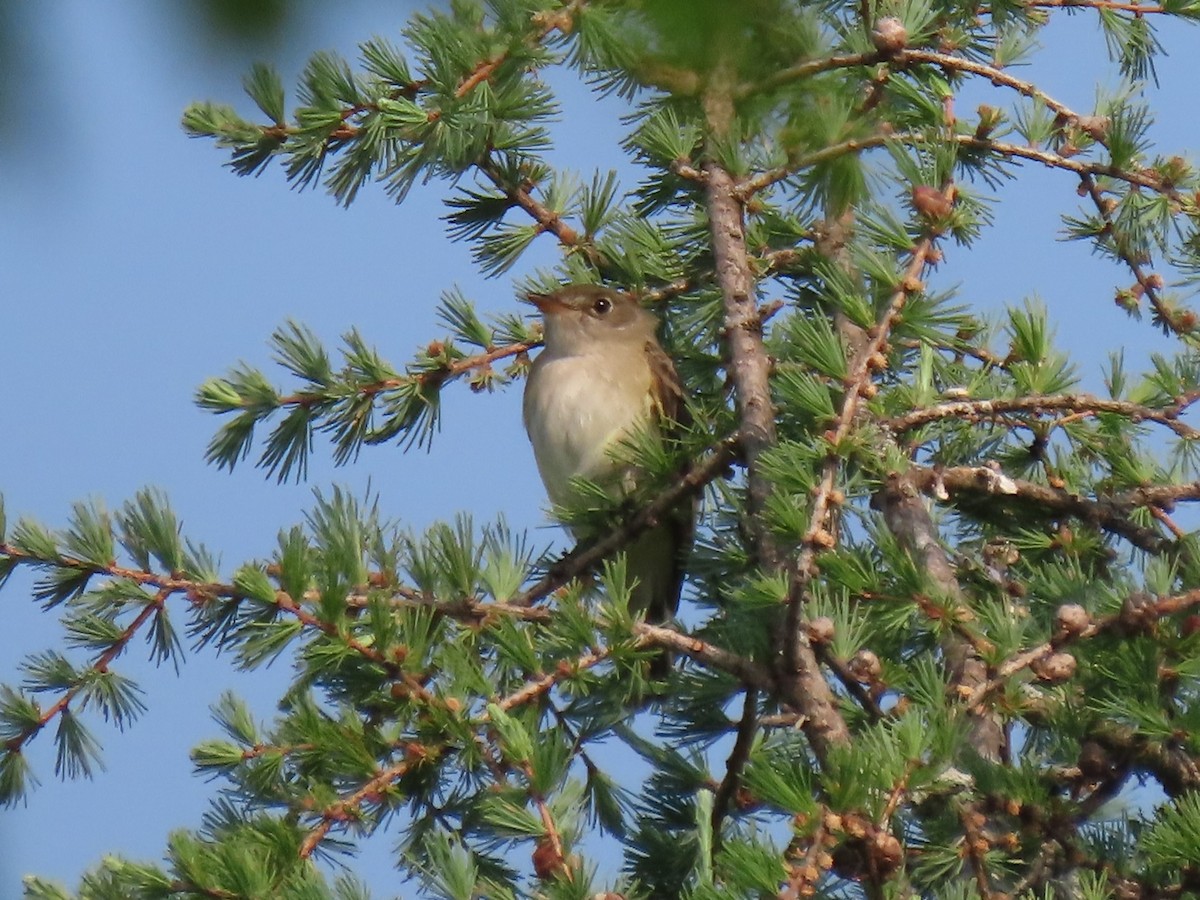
left=641, top=339, right=694, bottom=633
left=645, top=340, right=690, bottom=433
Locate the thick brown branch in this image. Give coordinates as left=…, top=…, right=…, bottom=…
left=907, top=463, right=1188, bottom=555
left=1088, top=724, right=1200, bottom=797
left=705, top=56, right=851, bottom=756
left=704, top=163, right=781, bottom=567
left=874, top=473, right=1005, bottom=758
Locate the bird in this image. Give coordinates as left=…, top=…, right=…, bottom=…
left=522, top=285, right=693, bottom=667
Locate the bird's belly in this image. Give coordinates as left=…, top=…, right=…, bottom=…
left=525, top=355, right=653, bottom=505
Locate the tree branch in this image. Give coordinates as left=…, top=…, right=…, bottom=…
left=780, top=187, right=952, bottom=756
left=1087, top=724, right=1200, bottom=797
left=967, top=587, right=1200, bottom=710
left=632, top=623, right=774, bottom=689
left=711, top=687, right=759, bottom=850
left=2, top=588, right=169, bottom=757
left=739, top=130, right=1181, bottom=202
left=873, top=473, right=1006, bottom=759
left=274, top=338, right=540, bottom=410
left=704, top=163, right=781, bottom=567
left=514, top=434, right=742, bottom=606
left=493, top=649, right=611, bottom=712
left=1079, top=173, right=1193, bottom=338
left=476, top=156, right=603, bottom=267
left=959, top=802, right=1004, bottom=900
left=742, top=47, right=1084, bottom=126
left=887, top=392, right=1200, bottom=441
left=907, top=463, right=1190, bottom=555
left=739, top=51, right=881, bottom=99
left=298, top=755, right=421, bottom=858
left=704, top=56, right=852, bottom=758
left=1018, top=0, right=1169, bottom=13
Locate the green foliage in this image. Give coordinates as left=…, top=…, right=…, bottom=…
left=12, top=0, right=1200, bottom=897
left=196, top=307, right=539, bottom=481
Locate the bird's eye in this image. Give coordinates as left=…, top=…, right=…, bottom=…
left=592, top=297, right=612, bottom=315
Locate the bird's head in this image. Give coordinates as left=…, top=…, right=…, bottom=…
left=527, top=285, right=658, bottom=356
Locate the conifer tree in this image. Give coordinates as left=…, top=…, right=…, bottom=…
left=7, top=0, right=1200, bottom=896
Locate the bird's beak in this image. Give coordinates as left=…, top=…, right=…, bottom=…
left=526, top=292, right=563, bottom=313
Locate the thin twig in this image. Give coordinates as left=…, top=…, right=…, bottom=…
left=527, top=763, right=573, bottom=881
left=2, top=588, right=169, bottom=756
left=166, top=883, right=239, bottom=900
left=477, top=157, right=588, bottom=250
left=711, top=687, right=759, bottom=850
left=813, top=644, right=885, bottom=720
left=739, top=51, right=882, bottom=99
left=632, top=622, right=774, bottom=689
left=513, top=434, right=742, bottom=606
left=1149, top=504, right=1188, bottom=539
left=967, top=587, right=1200, bottom=711
left=294, top=644, right=611, bottom=860
left=0, top=544, right=396, bottom=676
left=780, top=811, right=833, bottom=899
left=298, top=756, right=420, bottom=858
left=959, top=802, right=1003, bottom=900
left=780, top=186, right=951, bottom=755
left=275, top=339, right=540, bottom=410
left=887, top=391, right=1200, bottom=441
left=348, top=590, right=553, bottom=622
left=494, top=649, right=611, bottom=711
left=1080, top=173, right=1191, bottom=337
left=1018, top=0, right=1168, bottom=12
left=738, top=129, right=1180, bottom=202
left=742, top=47, right=1080, bottom=125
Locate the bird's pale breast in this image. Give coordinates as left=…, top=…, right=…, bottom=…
left=524, top=347, right=656, bottom=507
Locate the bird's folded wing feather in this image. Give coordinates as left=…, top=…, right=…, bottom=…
left=644, top=338, right=694, bottom=623
left=645, top=340, right=689, bottom=432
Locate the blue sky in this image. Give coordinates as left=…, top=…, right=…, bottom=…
left=2, top=2, right=1199, bottom=895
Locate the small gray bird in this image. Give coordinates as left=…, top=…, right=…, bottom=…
left=523, top=285, right=692, bottom=640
